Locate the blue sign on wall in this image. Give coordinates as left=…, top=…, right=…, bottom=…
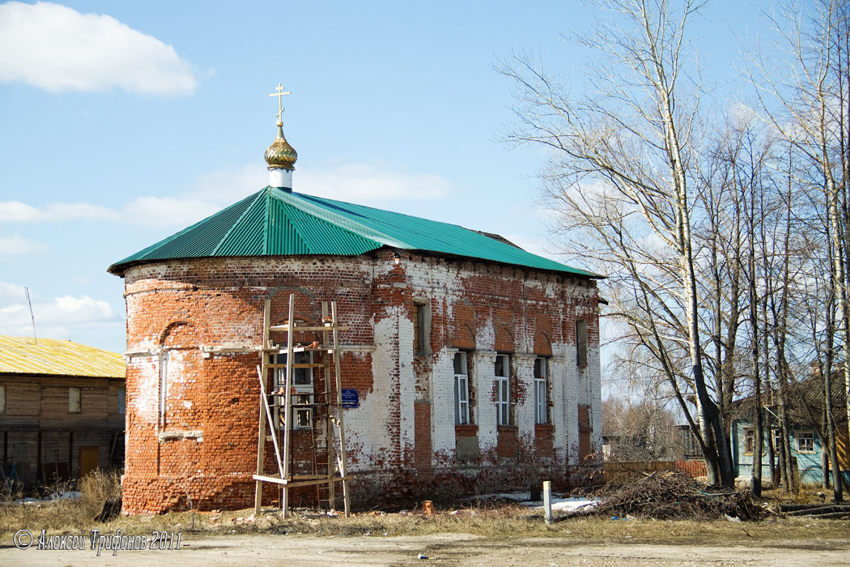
left=341, top=389, right=359, bottom=408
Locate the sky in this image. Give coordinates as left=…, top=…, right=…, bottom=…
left=0, top=0, right=769, bottom=356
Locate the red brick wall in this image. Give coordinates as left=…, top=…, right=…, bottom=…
left=414, top=401, right=432, bottom=476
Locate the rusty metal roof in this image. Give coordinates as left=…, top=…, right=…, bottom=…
left=109, top=186, right=600, bottom=278
left=0, top=335, right=125, bottom=378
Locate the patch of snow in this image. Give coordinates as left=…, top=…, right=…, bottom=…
left=14, top=490, right=81, bottom=504
left=469, top=491, right=600, bottom=514
left=526, top=497, right=600, bottom=513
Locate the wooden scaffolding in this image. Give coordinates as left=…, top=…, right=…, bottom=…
left=253, top=294, right=351, bottom=517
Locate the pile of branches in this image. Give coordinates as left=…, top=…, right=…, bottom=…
left=590, top=471, right=765, bottom=521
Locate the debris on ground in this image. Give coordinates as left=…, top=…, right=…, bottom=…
left=94, top=495, right=122, bottom=522
left=779, top=503, right=850, bottom=519
left=587, top=471, right=766, bottom=521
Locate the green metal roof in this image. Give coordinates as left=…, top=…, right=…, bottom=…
left=109, top=187, right=598, bottom=277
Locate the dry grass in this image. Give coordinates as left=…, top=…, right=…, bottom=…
left=2, top=472, right=848, bottom=545
left=0, top=470, right=122, bottom=534
left=2, top=495, right=849, bottom=545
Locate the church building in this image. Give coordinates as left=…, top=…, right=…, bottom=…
left=108, top=88, right=603, bottom=514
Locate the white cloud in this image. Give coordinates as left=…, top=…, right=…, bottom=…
left=0, top=233, right=48, bottom=255
left=120, top=164, right=268, bottom=228
left=299, top=163, right=451, bottom=202
left=49, top=295, right=115, bottom=324
left=0, top=282, right=116, bottom=339
left=123, top=196, right=222, bottom=228
left=0, top=2, right=198, bottom=95
left=0, top=201, right=119, bottom=222
left=728, top=102, right=760, bottom=126
left=191, top=164, right=267, bottom=203
left=0, top=201, right=39, bottom=222
left=0, top=281, right=26, bottom=302
left=0, top=162, right=453, bottom=229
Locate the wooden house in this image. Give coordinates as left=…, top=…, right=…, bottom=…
left=0, top=335, right=126, bottom=488
left=730, top=375, right=849, bottom=488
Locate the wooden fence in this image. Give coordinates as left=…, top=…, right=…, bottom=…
left=603, top=459, right=707, bottom=484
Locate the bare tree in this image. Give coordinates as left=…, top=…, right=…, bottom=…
left=712, top=117, right=774, bottom=495
left=604, top=346, right=681, bottom=463
left=503, top=0, right=734, bottom=486
left=753, top=0, right=847, bottom=501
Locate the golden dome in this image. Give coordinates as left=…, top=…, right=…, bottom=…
left=264, top=123, right=297, bottom=170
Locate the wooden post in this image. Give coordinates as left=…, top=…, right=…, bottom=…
left=281, top=294, right=295, bottom=517
left=332, top=301, right=351, bottom=517
left=322, top=302, right=336, bottom=510
left=543, top=480, right=552, bottom=525
left=254, top=299, right=272, bottom=514
left=252, top=295, right=351, bottom=518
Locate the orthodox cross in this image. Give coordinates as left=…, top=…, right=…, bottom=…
left=269, top=83, right=291, bottom=124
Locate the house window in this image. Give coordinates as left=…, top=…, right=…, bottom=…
left=453, top=352, right=470, bottom=425
left=576, top=320, right=587, bottom=367
left=495, top=354, right=511, bottom=426
left=117, top=387, right=126, bottom=415
left=534, top=357, right=548, bottom=424
left=679, top=426, right=700, bottom=458
left=743, top=428, right=755, bottom=455
left=796, top=431, right=815, bottom=453
left=772, top=428, right=783, bottom=451
left=69, top=387, right=81, bottom=413
left=413, top=299, right=431, bottom=356
left=0, top=385, right=5, bottom=414
left=273, top=351, right=314, bottom=430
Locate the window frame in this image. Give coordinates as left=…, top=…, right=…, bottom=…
left=413, top=298, right=431, bottom=357
left=272, top=351, right=315, bottom=431
left=743, top=427, right=756, bottom=455
left=117, top=386, right=126, bottom=415
left=771, top=428, right=782, bottom=451
left=453, top=352, right=471, bottom=425
left=69, top=386, right=81, bottom=413
left=679, top=426, right=700, bottom=459
left=494, top=354, right=511, bottom=426
left=576, top=319, right=587, bottom=367
left=534, top=357, right=548, bottom=425
left=0, top=384, right=5, bottom=414
left=795, top=430, right=816, bottom=454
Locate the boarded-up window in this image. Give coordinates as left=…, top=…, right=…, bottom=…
left=578, top=404, right=592, bottom=460
left=159, top=351, right=169, bottom=426
left=744, top=428, right=756, bottom=455
left=413, top=299, right=430, bottom=356
left=69, top=387, right=81, bottom=413
left=117, top=387, right=126, bottom=414
left=576, top=320, right=587, bottom=367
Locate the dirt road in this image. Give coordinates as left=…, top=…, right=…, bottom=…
left=4, top=532, right=850, bottom=566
